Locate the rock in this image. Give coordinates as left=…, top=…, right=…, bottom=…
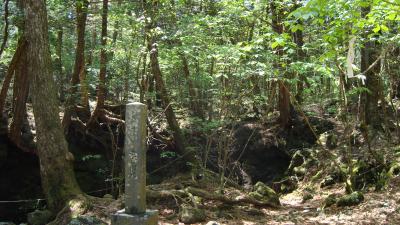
left=337, top=191, right=364, bottom=207
left=293, top=166, right=306, bottom=177
left=288, top=150, right=305, bottom=173
left=320, top=176, right=335, bottom=188
left=103, top=194, right=113, bottom=199
left=302, top=192, right=313, bottom=202
left=68, top=216, right=107, bottom=225
left=179, top=204, right=206, bottom=224
left=0, top=222, right=16, bottom=225
left=27, top=210, right=53, bottom=225
left=323, top=194, right=337, bottom=208
left=249, top=182, right=280, bottom=206
left=326, top=133, right=338, bottom=149
left=206, top=221, right=220, bottom=225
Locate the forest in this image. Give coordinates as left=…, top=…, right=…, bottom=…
left=0, top=0, right=400, bottom=224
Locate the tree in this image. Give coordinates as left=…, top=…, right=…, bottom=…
left=21, top=0, right=81, bottom=212
left=62, top=0, right=90, bottom=130
left=142, top=0, right=196, bottom=164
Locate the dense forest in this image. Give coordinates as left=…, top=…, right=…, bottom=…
left=0, top=0, right=400, bottom=224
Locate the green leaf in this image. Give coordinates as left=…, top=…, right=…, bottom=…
left=271, top=41, right=279, bottom=49
left=387, top=13, right=397, bottom=21
left=380, top=24, right=389, bottom=32
left=373, top=25, right=380, bottom=33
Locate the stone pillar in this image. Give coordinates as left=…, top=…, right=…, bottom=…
left=124, top=102, right=147, bottom=214
left=111, top=102, right=158, bottom=225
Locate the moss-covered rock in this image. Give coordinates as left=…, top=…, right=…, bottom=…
left=320, top=176, right=335, bottom=188
left=249, top=182, right=280, bottom=206
left=337, top=191, right=364, bottom=207
left=323, top=194, right=338, bottom=208
left=179, top=204, right=206, bottom=224
left=302, top=191, right=314, bottom=202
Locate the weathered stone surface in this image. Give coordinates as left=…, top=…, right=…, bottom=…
left=112, top=103, right=158, bottom=225
left=179, top=205, right=206, bottom=224
left=124, top=102, right=147, bottom=214
left=111, top=209, right=158, bottom=225
left=27, top=209, right=52, bottom=225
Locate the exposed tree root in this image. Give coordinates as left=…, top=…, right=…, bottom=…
left=147, top=186, right=280, bottom=208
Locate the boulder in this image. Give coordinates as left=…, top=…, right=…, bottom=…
left=248, top=182, right=280, bottom=206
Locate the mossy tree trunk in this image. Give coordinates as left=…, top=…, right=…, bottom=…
left=22, top=0, right=82, bottom=212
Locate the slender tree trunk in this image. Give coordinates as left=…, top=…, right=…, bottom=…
left=181, top=53, right=203, bottom=119
left=22, top=0, right=81, bottom=212
left=271, top=0, right=292, bottom=128
left=143, top=0, right=195, bottom=164
left=361, top=6, right=383, bottom=128
left=0, top=0, right=10, bottom=59
left=87, top=0, right=109, bottom=128
left=0, top=38, right=27, bottom=117
left=62, top=0, right=90, bottom=128
left=292, top=15, right=306, bottom=103
left=56, top=28, right=65, bottom=101
left=9, top=49, right=30, bottom=150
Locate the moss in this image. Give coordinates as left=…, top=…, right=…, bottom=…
left=249, top=182, right=280, bottom=206
left=311, top=170, right=323, bottom=182
left=323, top=194, right=337, bottom=208
left=302, top=192, right=313, bottom=202
left=320, top=176, right=335, bottom=188
left=337, top=191, right=364, bottom=207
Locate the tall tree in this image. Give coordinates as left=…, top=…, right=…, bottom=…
left=62, top=0, right=90, bottom=129
left=143, top=0, right=196, bottom=164
left=21, top=0, right=81, bottom=212
left=88, top=0, right=109, bottom=127
left=270, top=0, right=293, bottom=128
left=361, top=5, right=383, bottom=128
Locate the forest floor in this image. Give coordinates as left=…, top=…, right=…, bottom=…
left=84, top=173, right=400, bottom=225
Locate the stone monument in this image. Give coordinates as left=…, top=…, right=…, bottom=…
left=111, top=102, right=158, bottom=225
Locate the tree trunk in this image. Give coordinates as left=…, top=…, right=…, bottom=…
left=87, top=0, right=109, bottom=129
left=143, top=0, right=195, bottom=164
left=181, top=53, right=203, bottom=119
left=62, top=0, right=90, bottom=129
left=0, top=0, right=10, bottom=59
left=56, top=28, right=65, bottom=101
left=9, top=48, right=30, bottom=150
left=361, top=6, right=383, bottom=128
left=292, top=5, right=306, bottom=104
left=270, top=0, right=292, bottom=128
left=22, top=0, right=81, bottom=212
left=0, top=38, right=27, bottom=117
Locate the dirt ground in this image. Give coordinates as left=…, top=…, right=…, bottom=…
left=151, top=176, right=400, bottom=225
